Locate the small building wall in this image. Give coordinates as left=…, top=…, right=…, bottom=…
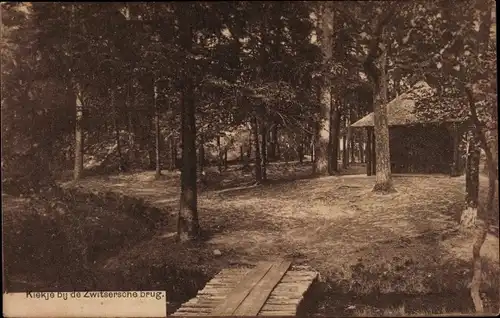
left=389, top=123, right=456, bottom=174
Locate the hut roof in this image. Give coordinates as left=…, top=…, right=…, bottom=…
left=351, top=81, right=464, bottom=128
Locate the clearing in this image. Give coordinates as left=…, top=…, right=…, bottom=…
left=4, top=162, right=499, bottom=315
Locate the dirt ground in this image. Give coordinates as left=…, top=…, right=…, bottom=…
left=6, top=162, right=497, bottom=314
left=61, top=163, right=499, bottom=293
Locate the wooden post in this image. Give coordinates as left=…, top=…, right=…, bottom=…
left=366, top=127, right=372, bottom=176
left=350, top=138, right=356, bottom=164
left=359, top=141, right=365, bottom=163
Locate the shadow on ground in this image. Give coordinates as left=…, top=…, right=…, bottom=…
left=4, top=162, right=499, bottom=315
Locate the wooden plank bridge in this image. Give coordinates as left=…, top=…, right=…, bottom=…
left=172, top=259, right=318, bottom=316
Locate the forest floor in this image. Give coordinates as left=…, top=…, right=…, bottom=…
left=4, top=161, right=500, bottom=316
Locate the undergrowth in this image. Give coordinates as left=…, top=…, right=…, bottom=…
left=3, top=187, right=168, bottom=292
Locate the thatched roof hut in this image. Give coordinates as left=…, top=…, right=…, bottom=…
left=351, top=81, right=464, bottom=128
left=351, top=81, right=467, bottom=176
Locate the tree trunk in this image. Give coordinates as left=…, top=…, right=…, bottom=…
left=371, top=129, right=377, bottom=175
left=310, top=131, right=314, bottom=163
left=247, top=129, right=252, bottom=160
left=177, top=15, right=200, bottom=242
left=240, top=146, right=244, bottom=163
left=127, top=80, right=137, bottom=166
left=310, top=141, right=313, bottom=162
left=224, top=149, right=228, bottom=170
left=261, top=121, right=267, bottom=181
left=177, top=77, right=200, bottom=242
left=315, top=93, right=330, bottom=174
left=328, top=93, right=341, bottom=175
left=346, top=110, right=353, bottom=166
left=462, top=130, right=485, bottom=313
left=337, top=136, right=341, bottom=161
left=276, top=134, right=281, bottom=161
left=127, top=107, right=136, bottom=165
left=362, top=7, right=396, bottom=192
left=147, top=142, right=156, bottom=170
left=274, top=124, right=279, bottom=160
left=154, top=80, right=161, bottom=179
left=370, top=45, right=394, bottom=192
left=366, top=128, right=373, bottom=176
left=111, top=89, right=125, bottom=172
left=466, top=4, right=497, bottom=310
left=252, top=116, right=262, bottom=183
left=342, top=135, right=348, bottom=169
left=268, top=126, right=275, bottom=161
left=461, top=132, right=481, bottom=227
left=73, top=88, right=84, bottom=181
left=314, top=3, right=334, bottom=175
left=217, top=135, right=222, bottom=173
left=169, top=136, right=176, bottom=171
left=312, top=121, right=321, bottom=175
left=173, top=138, right=178, bottom=169
left=298, top=141, right=304, bottom=164
left=199, top=134, right=205, bottom=173
left=451, top=123, right=462, bottom=177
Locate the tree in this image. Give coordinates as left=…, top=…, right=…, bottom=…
left=404, top=0, right=496, bottom=311
left=359, top=2, right=398, bottom=192
left=175, top=3, right=201, bottom=241
left=312, top=2, right=335, bottom=175
left=153, top=78, right=162, bottom=179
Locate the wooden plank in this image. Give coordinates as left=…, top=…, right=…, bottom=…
left=259, top=310, right=296, bottom=316
left=283, top=272, right=317, bottom=277
left=265, top=298, right=302, bottom=306
left=268, top=295, right=302, bottom=300
left=185, top=299, right=221, bottom=306
left=268, top=293, right=304, bottom=299
left=212, top=273, right=248, bottom=278
left=175, top=308, right=212, bottom=313
left=193, top=296, right=226, bottom=301
left=180, top=303, right=216, bottom=309
left=261, top=304, right=298, bottom=311
left=199, top=287, right=234, bottom=293
left=210, top=261, right=274, bottom=316
left=233, top=260, right=292, bottom=316
left=174, top=263, right=319, bottom=317
left=205, top=279, right=240, bottom=285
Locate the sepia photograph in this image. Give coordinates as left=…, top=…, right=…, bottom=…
left=1, top=1, right=498, bottom=317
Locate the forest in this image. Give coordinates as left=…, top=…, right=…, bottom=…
left=1, top=1, right=498, bottom=316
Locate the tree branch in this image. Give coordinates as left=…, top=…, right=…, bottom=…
left=363, top=4, right=397, bottom=84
